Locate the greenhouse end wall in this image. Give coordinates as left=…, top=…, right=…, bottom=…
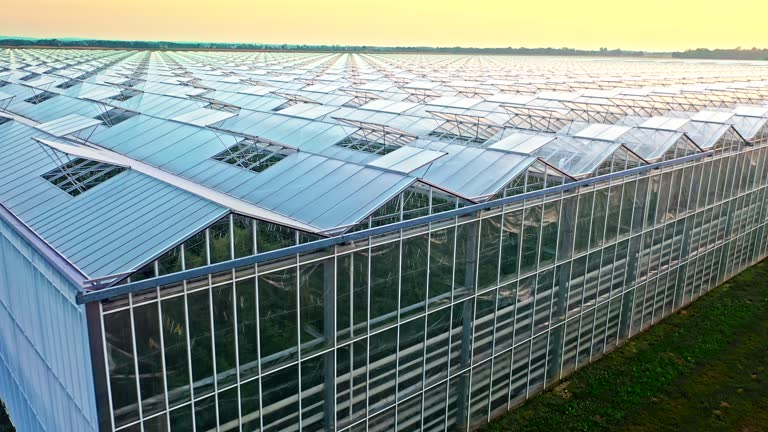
left=95, top=141, right=768, bottom=431
left=0, top=214, right=99, bottom=432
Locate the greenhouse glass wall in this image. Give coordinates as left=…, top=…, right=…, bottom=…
left=1, top=49, right=768, bottom=432
left=96, top=136, right=768, bottom=431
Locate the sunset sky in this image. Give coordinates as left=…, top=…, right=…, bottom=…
left=2, top=0, right=767, bottom=52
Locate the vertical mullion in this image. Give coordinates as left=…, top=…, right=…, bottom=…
left=156, top=280, right=171, bottom=432
left=128, top=294, right=144, bottom=432
left=420, top=222, right=432, bottom=432
left=443, top=219, right=459, bottom=431
left=99, top=303, right=116, bottom=432
left=204, top=227, right=221, bottom=430
left=296, top=253, right=303, bottom=431
left=560, top=186, right=581, bottom=379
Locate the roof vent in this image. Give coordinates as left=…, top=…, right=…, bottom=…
left=42, top=157, right=126, bottom=197
left=24, top=91, right=57, bottom=105
left=95, top=108, right=138, bottom=126
left=212, top=138, right=295, bottom=173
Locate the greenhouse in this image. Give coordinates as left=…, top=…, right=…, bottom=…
left=1, top=49, right=768, bottom=432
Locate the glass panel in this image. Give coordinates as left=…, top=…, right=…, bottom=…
left=213, top=283, right=237, bottom=388
left=301, top=355, right=328, bottom=430
left=398, top=317, right=426, bottom=398
left=403, top=185, right=431, bottom=220
left=299, top=260, right=332, bottom=355
left=168, top=405, right=193, bottom=432
left=368, top=326, right=398, bottom=411
left=158, top=246, right=182, bottom=276
left=574, top=191, right=594, bottom=255
left=369, top=241, right=400, bottom=329
left=500, top=210, right=522, bottom=283
left=424, top=308, right=451, bottom=385
left=144, top=413, right=168, bottom=432
left=236, top=278, right=259, bottom=380
left=422, top=381, right=447, bottom=431
left=161, top=295, right=191, bottom=407
left=540, top=201, right=560, bottom=267
left=184, top=231, right=207, bottom=270
left=256, top=221, right=296, bottom=253
left=454, top=221, right=479, bottom=297
left=261, top=365, right=299, bottom=431
left=194, top=395, right=217, bottom=432
left=520, top=206, right=542, bottom=275
left=239, top=378, right=261, bottom=432
left=258, top=267, right=298, bottom=369
left=450, top=299, right=474, bottom=375
left=209, top=216, right=232, bottom=264
left=401, top=234, right=429, bottom=319
left=133, top=303, right=165, bottom=417
left=233, top=215, right=255, bottom=258
left=217, top=386, right=240, bottom=431
left=428, top=228, right=455, bottom=309
left=104, top=310, right=139, bottom=427
left=477, top=216, right=501, bottom=289
left=187, top=289, right=214, bottom=398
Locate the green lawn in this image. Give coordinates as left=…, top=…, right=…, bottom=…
left=483, top=258, right=768, bottom=432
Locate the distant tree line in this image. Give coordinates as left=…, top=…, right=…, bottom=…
left=0, top=38, right=765, bottom=61
left=0, top=39, right=645, bottom=56
left=672, top=47, right=768, bottom=61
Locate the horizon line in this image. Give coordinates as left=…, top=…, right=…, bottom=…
left=2, top=35, right=767, bottom=54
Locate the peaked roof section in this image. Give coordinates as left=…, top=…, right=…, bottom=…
left=0, top=120, right=228, bottom=278
left=2, top=49, right=768, bottom=281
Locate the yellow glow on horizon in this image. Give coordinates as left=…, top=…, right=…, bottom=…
left=2, top=0, right=767, bottom=52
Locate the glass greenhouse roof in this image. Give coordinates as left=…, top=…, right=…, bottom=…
left=2, top=49, right=768, bottom=279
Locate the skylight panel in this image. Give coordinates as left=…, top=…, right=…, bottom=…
left=427, top=111, right=503, bottom=145
left=333, top=117, right=417, bottom=156
left=107, top=88, right=142, bottom=102
left=212, top=138, right=295, bottom=173
left=55, top=79, right=79, bottom=89
left=19, top=73, right=39, bottom=81
left=271, top=91, right=320, bottom=111
left=42, top=157, right=127, bottom=197
left=95, top=108, right=138, bottom=127
left=24, top=91, right=58, bottom=105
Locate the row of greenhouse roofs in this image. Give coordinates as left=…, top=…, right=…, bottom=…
left=1, top=49, right=768, bottom=283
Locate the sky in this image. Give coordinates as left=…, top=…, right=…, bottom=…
left=2, top=0, right=767, bottom=52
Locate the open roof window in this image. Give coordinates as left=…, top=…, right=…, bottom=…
left=19, top=73, right=39, bottom=81
left=427, top=111, right=503, bottom=145
left=212, top=138, right=295, bottom=173
left=42, top=157, right=126, bottom=197
left=24, top=91, right=57, bottom=105
left=335, top=136, right=403, bottom=155
left=0, top=117, right=11, bottom=126
left=95, top=108, right=138, bottom=127
left=271, top=91, right=320, bottom=111
left=333, top=117, right=416, bottom=156
left=55, top=79, right=79, bottom=90
left=107, top=89, right=141, bottom=102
